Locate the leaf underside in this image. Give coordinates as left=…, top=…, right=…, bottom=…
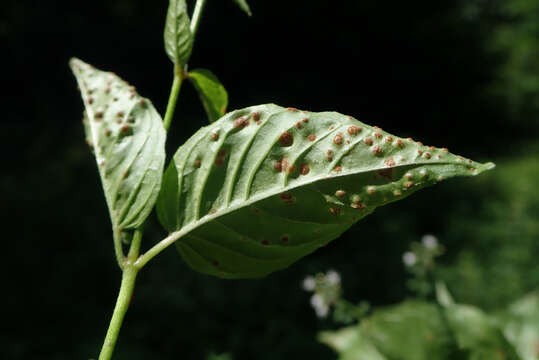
left=157, top=104, right=494, bottom=279
left=188, top=69, right=228, bottom=123
left=70, top=58, right=166, bottom=230
left=164, top=0, right=193, bottom=66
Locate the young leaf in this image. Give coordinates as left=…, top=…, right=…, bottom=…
left=164, top=0, right=193, bottom=66
left=188, top=69, right=228, bottom=123
left=156, top=104, right=494, bottom=278
left=70, top=58, right=166, bottom=230
left=232, top=0, right=252, bottom=16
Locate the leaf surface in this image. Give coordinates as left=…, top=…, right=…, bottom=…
left=188, top=69, right=228, bottom=123
left=70, top=58, right=166, bottom=230
left=157, top=104, right=494, bottom=278
left=164, top=0, right=193, bottom=66
left=232, top=0, right=252, bottom=16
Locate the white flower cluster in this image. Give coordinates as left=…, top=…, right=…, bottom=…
left=302, top=269, right=342, bottom=318
left=421, top=234, right=438, bottom=249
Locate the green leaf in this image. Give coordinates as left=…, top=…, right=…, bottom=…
left=164, top=0, right=193, bottom=66
left=70, top=58, right=166, bottom=230
left=232, top=0, right=252, bottom=16
left=156, top=104, right=494, bottom=278
left=319, top=326, right=388, bottom=360
left=188, top=69, right=228, bottom=123
left=442, top=302, right=520, bottom=359
left=497, top=293, right=539, bottom=360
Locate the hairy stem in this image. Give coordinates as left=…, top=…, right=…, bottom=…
left=163, top=63, right=184, bottom=132
left=98, top=265, right=139, bottom=360
left=190, top=0, right=207, bottom=38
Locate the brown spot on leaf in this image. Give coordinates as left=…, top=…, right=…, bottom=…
left=333, top=133, right=343, bottom=145
left=384, top=157, right=395, bottom=167
left=308, top=134, right=316, bottom=142
left=347, top=125, right=361, bottom=135
left=367, top=187, right=376, bottom=195
left=385, top=136, right=393, bottom=143
left=335, top=190, right=346, bottom=198
left=274, top=160, right=282, bottom=172
left=288, top=164, right=295, bottom=173
left=364, top=137, right=373, bottom=146
left=233, top=116, right=249, bottom=129
left=295, top=121, right=303, bottom=129
left=326, top=149, right=333, bottom=161
left=395, top=139, right=404, bottom=147
left=405, top=181, right=414, bottom=189
left=252, top=111, right=260, bottom=121
left=279, top=131, right=293, bottom=147
left=333, top=165, right=342, bottom=173
left=95, top=111, right=103, bottom=120
left=287, top=107, right=299, bottom=112
left=423, top=152, right=432, bottom=159
left=211, top=131, right=219, bottom=141
left=302, top=118, right=309, bottom=123
left=371, top=145, right=383, bottom=155
left=299, top=163, right=310, bottom=175
left=194, top=159, right=201, bottom=168
left=329, top=207, right=341, bottom=216
left=374, top=132, right=383, bottom=139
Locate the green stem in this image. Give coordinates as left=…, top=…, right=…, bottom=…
left=113, top=228, right=126, bottom=269
left=98, top=265, right=139, bottom=360
left=190, top=0, right=207, bottom=38
left=163, top=64, right=184, bottom=132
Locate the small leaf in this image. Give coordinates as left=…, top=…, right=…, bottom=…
left=188, top=69, right=228, bottom=123
left=164, top=0, right=193, bottom=66
left=70, top=58, right=166, bottom=230
left=157, top=104, right=494, bottom=278
left=232, top=0, right=252, bottom=16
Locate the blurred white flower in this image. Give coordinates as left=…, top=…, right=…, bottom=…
left=402, top=251, right=417, bottom=267
left=326, top=269, right=341, bottom=285
left=422, top=234, right=438, bottom=249
left=302, top=276, right=316, bottom=291
left=310, top=294, right=329, bottom=318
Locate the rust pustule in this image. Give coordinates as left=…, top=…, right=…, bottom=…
left=308, top=134, right=316, bottom=142
left=364, top=137, right=373, bottom=146
left=333, top=165, right=342, bottom=173
left=326, top=149, right=333, bottom=161
left=210, top=131, right=219, bottom=141
left=280, top=192, right=295, bottom=204
left=194, top=159, right=201, bottom=168
left=351, top=203, right=365, bottom=209
left=138, top=99, right=146, bottom=107
left=347, top=125, right=361, bottom=135
left=295, top=121, right=303, bottom=129
left=299, top=163, right=310, bottom=175
left=104, top=128, right=111, bottom=136
left=279, top=131, right=293, bottom=147
left=95, top=111, right=104, bottom=120
left=120, top=125, right=131, bottom=134
left=417, top=149, right=423, bottom=155
left=385, top=136, right=393, bottom=143
left=395, top=139, right=404, bottom=147
left=335, top=190, right=346, bottom=198
left=287, top=107, right=299, bottom=112
left=384, top=157, right=395, bottom=167
left=233, top=116, right=249, bottom=129
left=274, top=160, right=282, bottom=172
left=329, top=207, right=341, bottom=216
left=333, top=133, right=343, bottom=145
left=88, top=97, right=94, bottom=104
left=423, top=152, right=432, bottom=159
left=371, top=145, right=383, bottom=155
left=252, top=111, right=260, bottom=121
left=367, top=187, right=376, bottom=195
left=374, top=132, right=383, bottom=139
left=405, top=172, right=413, bottom=180
left=302, top=118, right=309, bottom=123
left=405, top=181, right=414, bottom=189
left=393, top=189, right=402, bottom=197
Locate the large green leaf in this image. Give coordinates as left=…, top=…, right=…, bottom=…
left=164, top=0, right=193, bottom=66
left=156, top=104, right=494, bottom=278
left=188, top=69, right=228, bottom=123
left=497, top=293, right=539, bottom=360
left=70, top=58, right=166, bottom=230
left=232, top=0, right=252, bottom=16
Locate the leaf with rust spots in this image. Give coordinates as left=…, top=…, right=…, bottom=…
left=156, top=104, right=494, bottom=278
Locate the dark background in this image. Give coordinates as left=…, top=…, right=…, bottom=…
left=3, top=0, right=539, bottom=359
